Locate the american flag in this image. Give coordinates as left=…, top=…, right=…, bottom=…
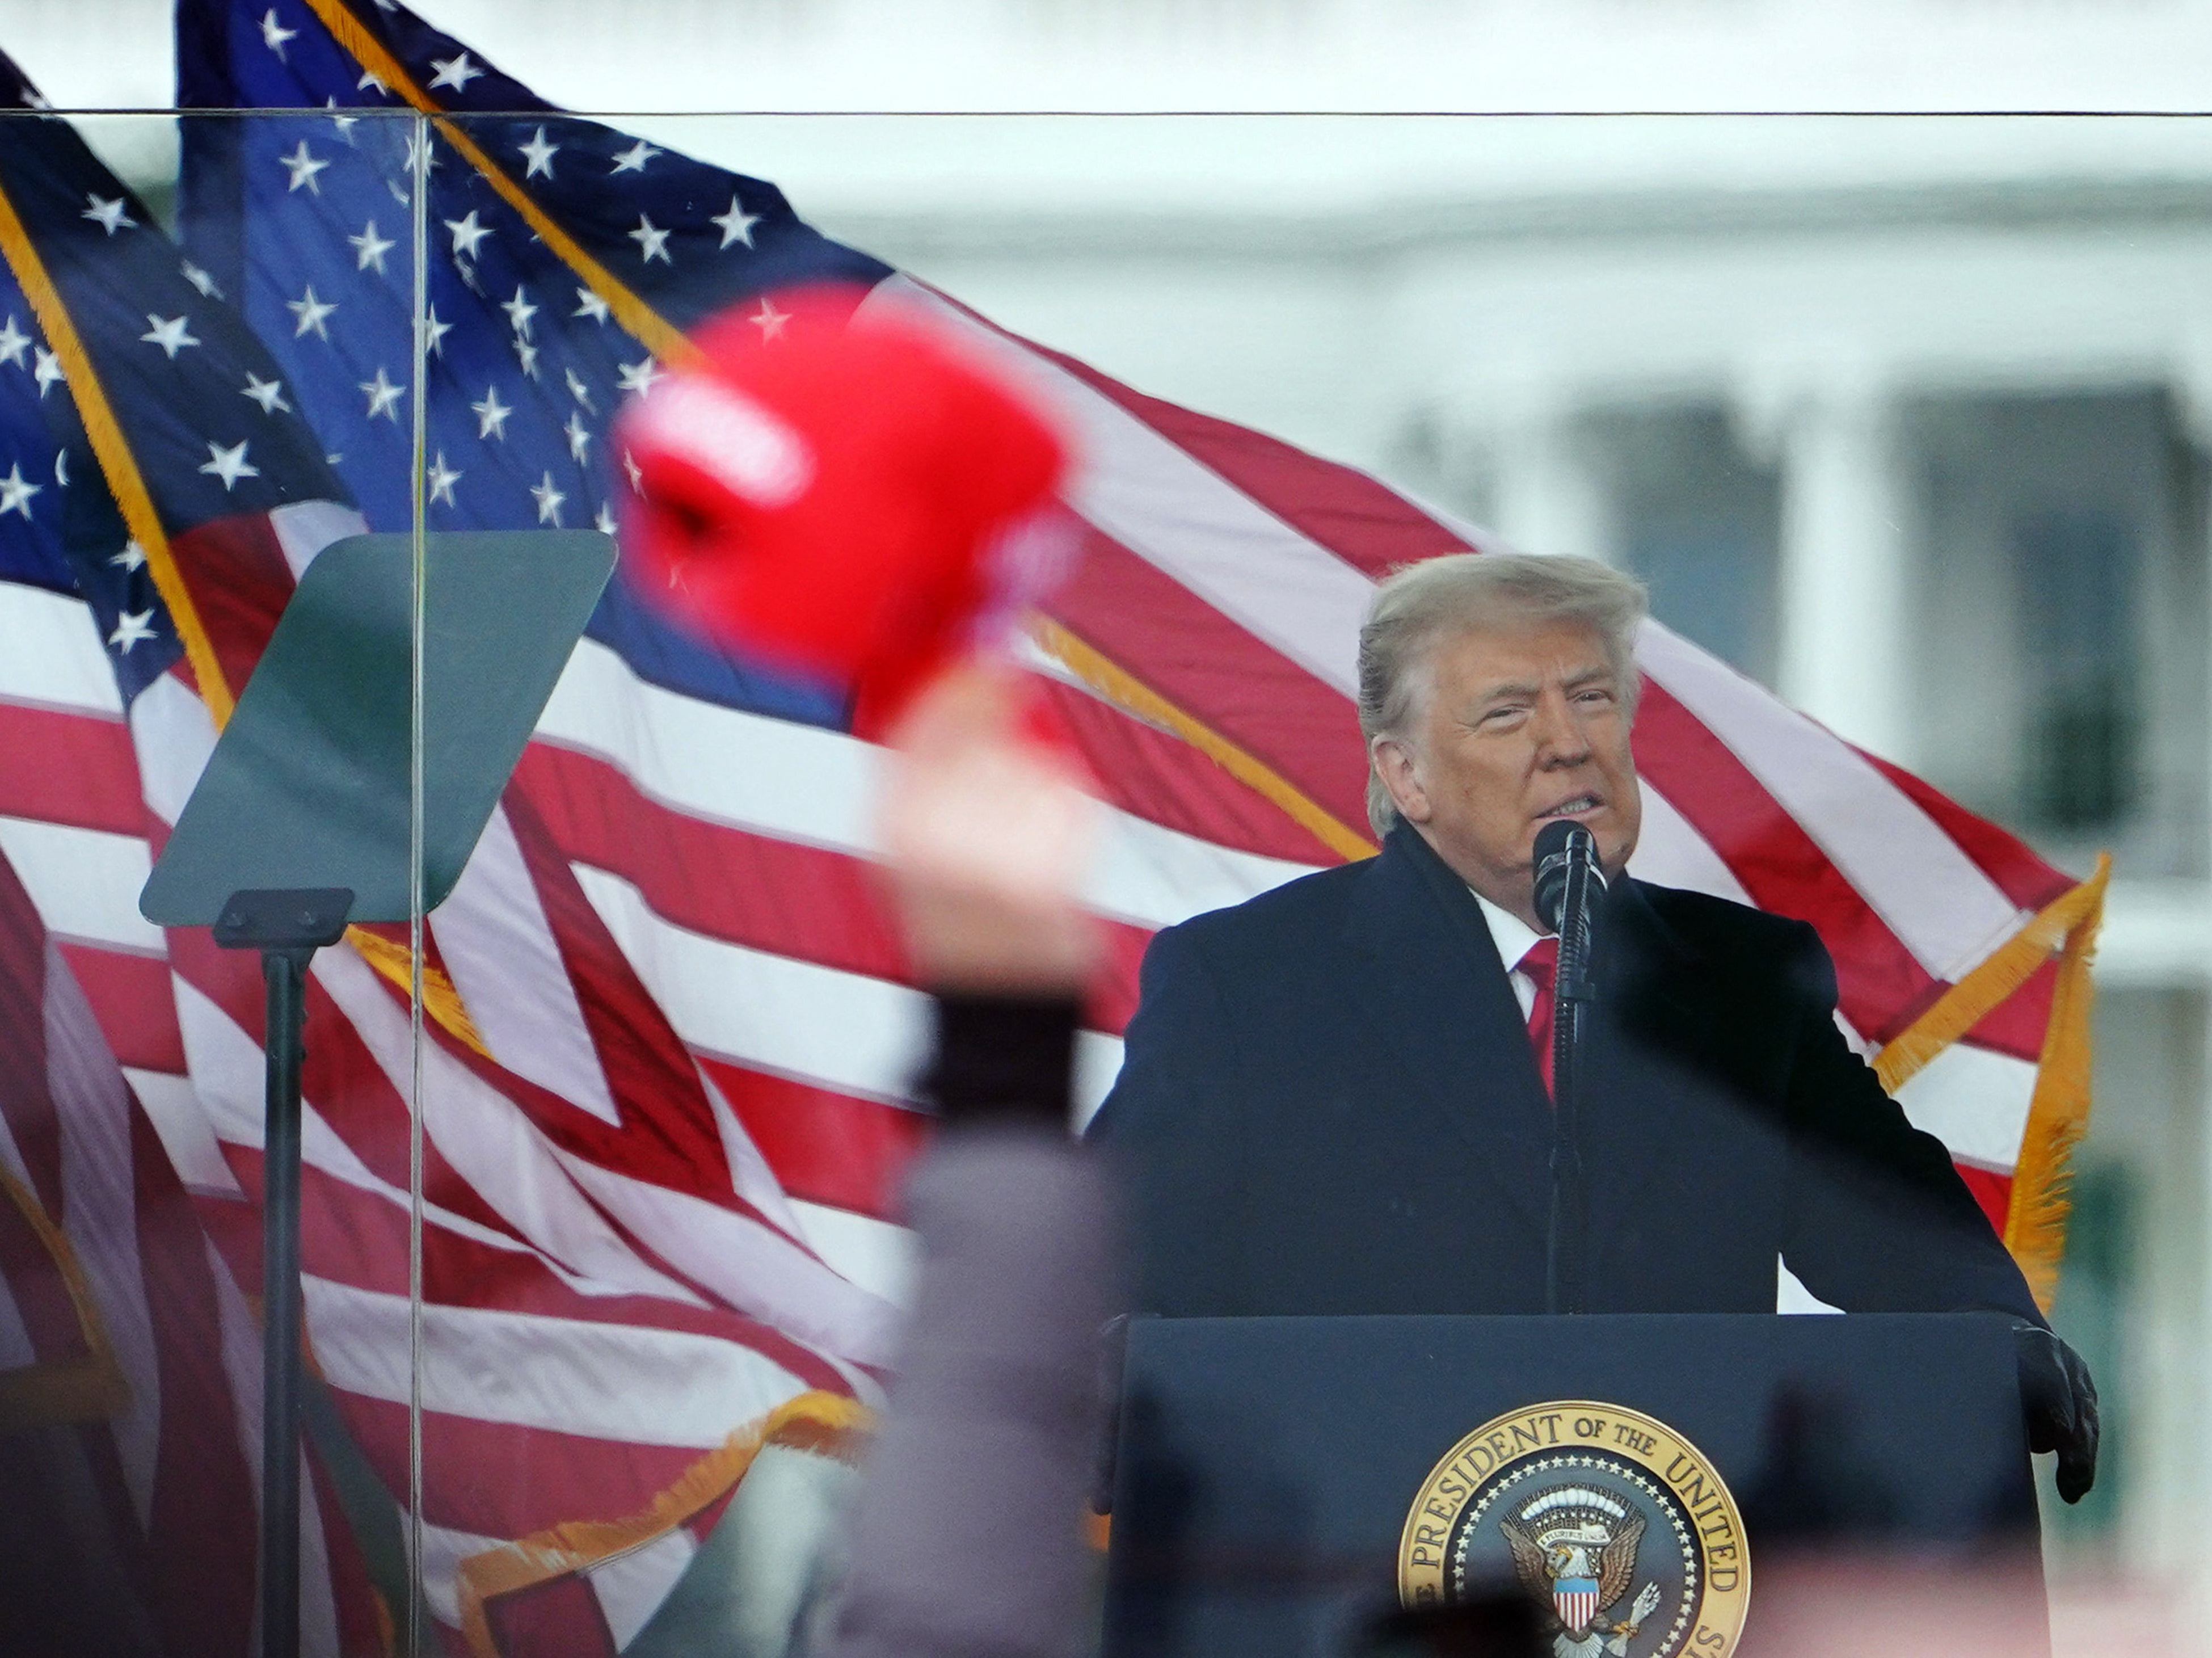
left=0, top=0, right=2105, bottom=1652
left=0, top=41, right=886, bottom=1657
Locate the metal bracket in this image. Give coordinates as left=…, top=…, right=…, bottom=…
left=213, top=887, right=355, bottom=957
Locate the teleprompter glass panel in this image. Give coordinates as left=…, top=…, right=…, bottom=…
left=6, top=88, right=2205, bottom=1657
left=0, top=103, right=427, bottom=1651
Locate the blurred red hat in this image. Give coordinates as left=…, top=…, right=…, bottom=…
left=615, top=283, right=1076, bottom=738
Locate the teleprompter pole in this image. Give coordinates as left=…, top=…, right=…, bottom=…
left=215, top=889, right=352, bottom=1658
left=259, top=945, right=306, bottom=1658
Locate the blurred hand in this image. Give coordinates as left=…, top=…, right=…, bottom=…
left=2014, top=1322, right=2099, bottom=1503
left=878, top=659, right=1102, bottom=995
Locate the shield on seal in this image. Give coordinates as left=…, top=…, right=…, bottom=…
left=1553, top=1577, right=1600, bottom=1635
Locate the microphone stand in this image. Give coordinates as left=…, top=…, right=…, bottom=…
left=1538, top=824, right=1603, bottom=1315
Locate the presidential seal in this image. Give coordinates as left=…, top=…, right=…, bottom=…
left=1397, top=1401, right=1748, bottom=1658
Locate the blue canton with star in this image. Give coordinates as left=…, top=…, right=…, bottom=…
left=1, top=51, right=351, bottom=702
left=177, top=0, right=884, bottom=723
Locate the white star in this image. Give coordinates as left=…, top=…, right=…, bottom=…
left=359, top=366, right=405, bottom=422
left=572, top=285, right=610, bottom=323
left=425, top=452, right=461, bottom=507
left=108, top=609, right=157, bottom=654
left=325, top=97, right=359, bottom=140
left=52, top=449, right=66, bottom=488
left=628, top=214, right=671, bottom=266
left=109, top=540, right=146, bottom=573
left=529, top=470, right=566, bottom=526
left=609, top=138, right=660, bottom=175
left=260, top=7, right=297, bottom=59
left=500, top=285, right=537, bottom=338
left=0, top=315, right=27, bottom=369
left=82, top=193, right=134, bottom=235
left=348, top=218, right=395, bottom=273
left=427, top=52, right=483, bottom=92
left=513, top=338, right=541, bottom=380
left=279, top=140, right=329, bottom=195
left=32, top=347, right=63, bottom=397
left=180, top=259, right=221, bottom=298
left=564, top=410, right=592, bottom=462
left=357, top=69, right=389, bottom=95
left=401, top=127, right=439, bottom=179
left=516, top=127, right=558, bottom=180
left=444, top=210, right=491, bottom=259
left=242, top=372, right=290, bottom=414
left=621, top=448, right=643, bottom=491
left=286, top=285, right=337, bottom=339
left=139, top=313, right=200, bottom=359
left=199, top=440, right=260, bottom=491
left=595, top=502, right=618, bottom=537
left=471, top=385, right=512, bottom=441
left=417, top=305, right=452, bottom=357
left=0, top=462, right=41, bottom=519
left=615, top=357, right=663, bottom=398
left=564, top=367, right=595, bottom=412
left=710, top=193, right=760, bottom=249
left=749, top=297, right=791, bottom=342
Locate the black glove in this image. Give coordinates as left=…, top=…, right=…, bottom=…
left=2014, top=1322, right=2099, bottom=1503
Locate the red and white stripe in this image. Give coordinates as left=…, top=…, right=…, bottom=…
left=1554, top=1584, right=1599, bottom=1635
left=0, top=825, right=267, bottom=1655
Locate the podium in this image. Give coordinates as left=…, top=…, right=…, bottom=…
left=1103, top=1312, right=2042, bottom=1658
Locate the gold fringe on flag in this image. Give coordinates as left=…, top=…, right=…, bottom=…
left=1030, top=617, right=1378, bottom=864
left=344, top=929, right=491, bottom=1058
left=0, top=1163, right=131, bottom=1430
left=300, top=0, right=698, bottom=368
left=452, top=1390, right=871, bottom=1658
left=0, top=168, right=231, bottom=723
left=1873, top=855, right=2110, bottom=1313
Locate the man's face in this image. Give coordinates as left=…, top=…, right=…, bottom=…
left=1373, top=617, right=1642, bottom=928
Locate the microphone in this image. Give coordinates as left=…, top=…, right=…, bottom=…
left=1532, top=819, right=1604, bottom=935
left=1531, top=818, right=1604, bottom=1317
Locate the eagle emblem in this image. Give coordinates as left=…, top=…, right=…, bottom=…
left=1500, top=1486, right=1665, bottom=1657
left=1398, top=1400, right=1747, bottom=1657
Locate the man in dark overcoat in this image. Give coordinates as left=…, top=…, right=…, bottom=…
left=1087, top=552, right=2098, bottom=1500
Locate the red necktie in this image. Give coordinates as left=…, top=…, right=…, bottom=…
left=1519, top=936, right=1560, bottom=1099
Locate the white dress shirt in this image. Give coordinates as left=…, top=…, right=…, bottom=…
left=1472, top=889, right=1551, bottom=1021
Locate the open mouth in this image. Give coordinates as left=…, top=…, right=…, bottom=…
left=1536, top=793, right=1604, bottom=820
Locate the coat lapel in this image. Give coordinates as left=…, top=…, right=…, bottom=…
left=1343, top=828, right=1556, bottom=1234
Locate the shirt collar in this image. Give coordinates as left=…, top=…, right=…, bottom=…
left=1471, top=887, right=1549, bottom=973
